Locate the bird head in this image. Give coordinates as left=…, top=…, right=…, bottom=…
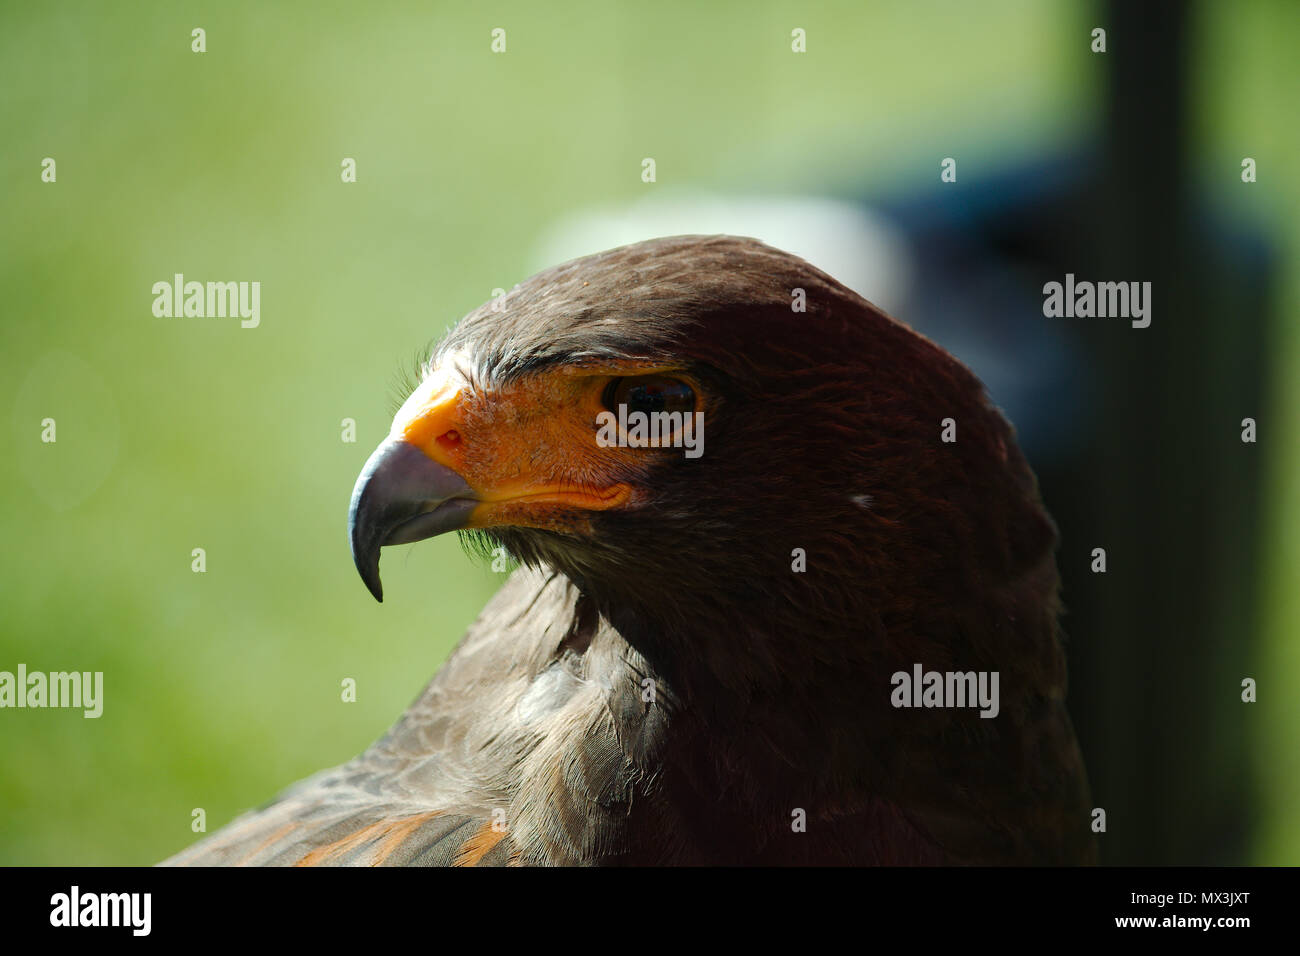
left=349, top=235, right=1059, bottom=695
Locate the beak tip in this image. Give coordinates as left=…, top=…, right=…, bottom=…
left=351, top=544, right=385, bottom=603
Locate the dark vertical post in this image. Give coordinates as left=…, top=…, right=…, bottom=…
left=1066, top=0, right=1266, bottom=863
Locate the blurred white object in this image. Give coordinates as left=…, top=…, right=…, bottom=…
left=532, top=193, right=913, bottom=316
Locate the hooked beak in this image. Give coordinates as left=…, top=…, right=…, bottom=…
left=347, top=358, right=635, bottom=603
left=347, top=439, right=476, bottom=602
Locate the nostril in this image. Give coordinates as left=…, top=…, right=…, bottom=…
left=437, top=430, right=462, bottom=453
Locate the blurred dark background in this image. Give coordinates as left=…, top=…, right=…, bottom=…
left=1, top=0, right=1295, bottom=864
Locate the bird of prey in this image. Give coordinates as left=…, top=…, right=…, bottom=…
left=165, top=235, right=1094, bottom=866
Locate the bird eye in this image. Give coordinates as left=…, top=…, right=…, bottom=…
left=603, top=376, right=695, bottom=417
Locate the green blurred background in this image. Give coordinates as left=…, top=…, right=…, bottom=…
left=1, top=0, right=1295, bottom=865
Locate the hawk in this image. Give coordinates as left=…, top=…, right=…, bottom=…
left=165, top=235, right=1094, bottom=866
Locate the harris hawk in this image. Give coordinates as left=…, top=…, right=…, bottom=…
left=165, top=235, right=1095, bottom=866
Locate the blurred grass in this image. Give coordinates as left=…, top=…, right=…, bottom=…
left=0, top=0, right=1292, bottom=864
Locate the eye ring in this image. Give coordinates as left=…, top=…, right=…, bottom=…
left=599, top=375, right=698, bottom=448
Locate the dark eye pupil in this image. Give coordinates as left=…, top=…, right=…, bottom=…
left=608, top=377, right=694, bottom=415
